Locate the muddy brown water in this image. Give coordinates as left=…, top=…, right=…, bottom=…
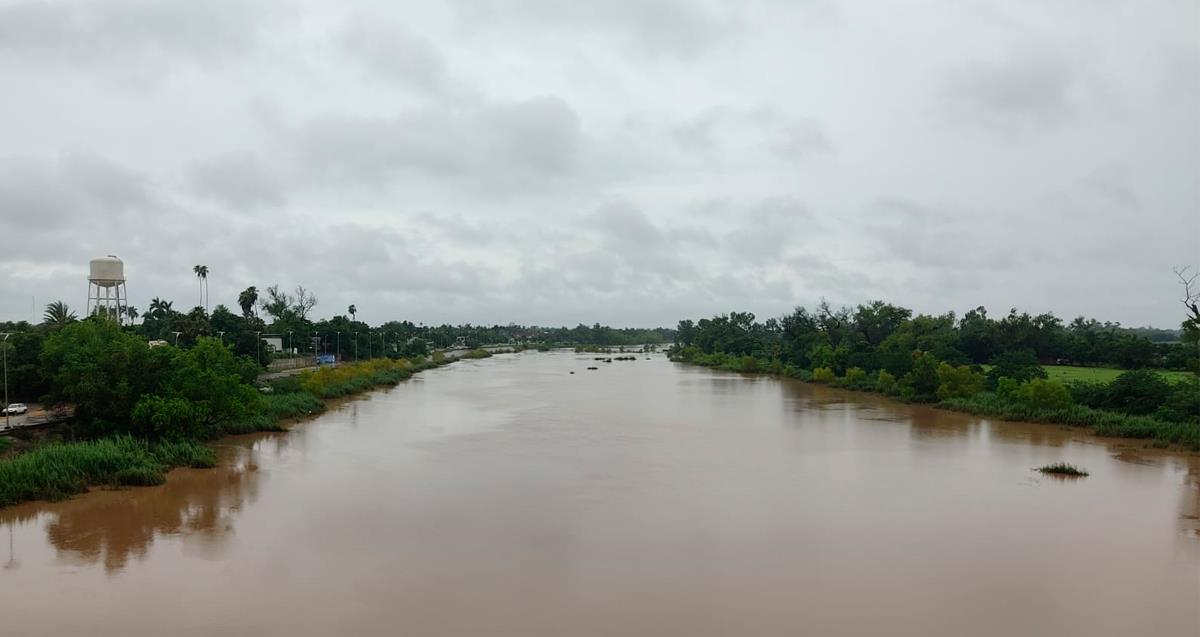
left=2, top=352, right=1198, bottom=636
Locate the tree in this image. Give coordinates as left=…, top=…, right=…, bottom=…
left=41, top=319, right=177, bottom=434
left=125, top=306, right=139, bottom=323
left=1175, top=266, right=1200, bottom=373
left=42, top=301, right=77, bottom=329
left=193, top=265, right=209, bottom=310
left=238, top=286, right=259, bottom=318
left=348, top=304, right=357, bottom=322
left=148, top=298, right=173, bottom=320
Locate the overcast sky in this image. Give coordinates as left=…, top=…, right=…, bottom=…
left=0, top=0, right=1196, bottom=328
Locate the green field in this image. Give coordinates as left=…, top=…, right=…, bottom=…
left=981, top=364, right=1194, bottom=384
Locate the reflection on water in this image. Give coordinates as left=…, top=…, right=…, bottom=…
left=1, top=435, right=276, bottom=574
left=0, top=352, right=1197, bottom=637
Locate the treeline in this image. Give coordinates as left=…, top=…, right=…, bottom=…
left=671, top=302, right=1200, bottom=449
left=1, top=288, right=673, bottom=402
left=675, top=303, right=1196, bottom=373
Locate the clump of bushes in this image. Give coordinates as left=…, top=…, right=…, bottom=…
left=811, top=367, right=836, bottom=383
left=935, top=362, right=985, bottom=400
left=875, top=370, right=897, bottom=394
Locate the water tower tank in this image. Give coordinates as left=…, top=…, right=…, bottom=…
left=88, top=255, right=125, bottom=287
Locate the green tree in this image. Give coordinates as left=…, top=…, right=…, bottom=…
left=238, top=286, right=259, bottom=318
left=935, top=362, right=985, bottom=400
left=42, top=301, right=77, bottom=330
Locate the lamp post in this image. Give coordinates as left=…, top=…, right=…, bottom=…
left=353, top=332, right=359, bottom=361
left=217, top=331, right=226, bottom=344
left=336, top=331, right=341, bottom=366
left=313, top=332, right=320, bottom=356
left=2, top=333, right=10, bottom=430
left=171, top=331, right=182, bottom=347
left=255, top=331, right=262, bottom=366
left=287, top=330, right=293, bottom=355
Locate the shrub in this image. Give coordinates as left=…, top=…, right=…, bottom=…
left=811, top=367, right=836, bottom=383
left=986, top=349, right=1046, bottom=387
left=936, top=362, right=985, bottom=400
left=875, top=370, right=897, bottom=394
left=995, top=377, right=1021, bottom=399
left=1018, top=378, right=1073, bottom=410
left=1154, top=378, right=1200, bottom=423
left=738, top=356, right=761, bottom=373
left=1104, top=369, right=1172, bottom=415
left=840, top=367, right=871, bottom=390
left=899, top=351, right=940, bottom=402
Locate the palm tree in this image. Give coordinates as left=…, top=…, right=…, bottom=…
left=193, top=265, right=209, bottom=310
left=42, top=301, right=77, bottom=329
left=148, top=298, right=174, bottom=320
left=349, top=304, right=357, bottom=322
left=125, top=306, right=139, bottom=323
left=238, top=286, right=259, bottom=318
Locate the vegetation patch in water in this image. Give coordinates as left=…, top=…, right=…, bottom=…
left=1037, top=462, right=1089, bottom=477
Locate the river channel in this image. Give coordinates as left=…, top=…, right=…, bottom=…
left=2, top=351, right=1197, bottom=636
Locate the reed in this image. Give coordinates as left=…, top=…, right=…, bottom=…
left=0, top=436, right=215, bottom=507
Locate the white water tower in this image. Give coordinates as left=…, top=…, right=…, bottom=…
left=86, top=255, right=128, bottom=324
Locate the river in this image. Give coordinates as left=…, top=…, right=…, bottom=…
left=2, top=351, right=1198, bottom=636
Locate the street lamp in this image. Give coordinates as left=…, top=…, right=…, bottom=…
left=286, top=330, right=293, bottom=355
left=1, top=333, right=10, bottom=430
left=353, top=332, right=359, bottom=361
left=171, top=331, right=182, bottom=347
left=217, top=331, right=226, bottom=344
left=255, top=331, right=262, bottom=366
left=336, top=331, right=341, bottom=366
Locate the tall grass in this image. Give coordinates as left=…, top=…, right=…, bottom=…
left=299, top=358, right=420, bottom=398
left=0, top=436, right=215, bottom=507
left=0, top=436, right=11, bottom=455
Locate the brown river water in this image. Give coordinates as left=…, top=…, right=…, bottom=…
left=2, top=351, right=1198, bottom=636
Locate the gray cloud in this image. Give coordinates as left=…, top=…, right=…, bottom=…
left=942, top=45, right=1081, bottom=131
left=0, top=0, right=1195, bottom=328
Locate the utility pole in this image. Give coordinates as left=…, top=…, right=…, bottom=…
left=2, top=333, right=10, bottom=430
left=336, top=331, right=341, bottom=366
left=255, top=331, right=262, bottom=366
left=354, top=332, right=359, bottom=361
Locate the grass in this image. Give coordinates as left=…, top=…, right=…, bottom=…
left=0, top=436, right=11, bottom=455
left=0, top=435, right=215, bottom=507
left=1037, top=462, right=1089, bottom=477
left=980, top=364, right=1194, bottom=384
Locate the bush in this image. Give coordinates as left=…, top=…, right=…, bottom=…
left=875, top=370, right=897, bottom=394
left=811, top=367, right=836, bottom=383
left=839, top=367, right=872, bottom=390
left=899, top=351, right=940, bottom=402
left=1104, top=369, right=1172, bottom=415
left=995, top=377, right=1021, bottom=399
left=1154, top=378, right=1200, bottom=423
left=936, top=362, right=985, bottom=400
left=986, top=349, right=1046, bottom=386
left=1018, top=378, right=1073, bottom=410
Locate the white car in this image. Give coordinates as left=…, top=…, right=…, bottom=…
left=3, top=403, right=28, bottom=415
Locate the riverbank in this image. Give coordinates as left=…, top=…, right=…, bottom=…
left=669, top=354, right=1200, bottom=452
left=0, top=350, right=498, bottom=508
